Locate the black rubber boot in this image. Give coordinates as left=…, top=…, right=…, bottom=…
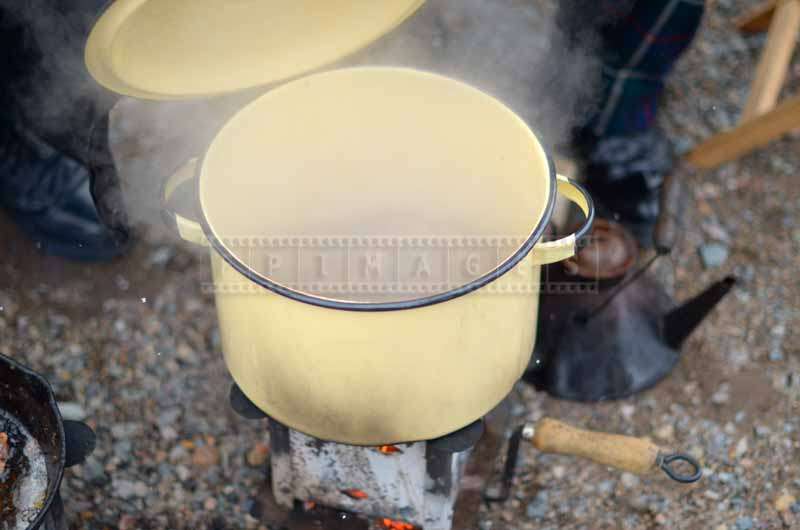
left=573, top=128, right=674, bottom=248
left=0, top=124, right=129, bottom=262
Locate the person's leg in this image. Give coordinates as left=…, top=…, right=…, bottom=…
left=588, top=0, right=706, bottom=137
left=0, top=1, right=128, bottom=260
left=557, top=0, right=705, bottom=245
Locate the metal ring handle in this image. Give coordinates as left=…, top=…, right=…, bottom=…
left=531, top=175, right=595, bottom=265
left=657, top=453, right=703, bottom=484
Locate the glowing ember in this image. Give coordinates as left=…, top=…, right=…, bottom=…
left=378, top=445, right=403, bottom=455
left=303, top=500, right=316, bottom=511
left=341, top=489, right=369, bottom=500
left=381, top=518, right=417, bottom=530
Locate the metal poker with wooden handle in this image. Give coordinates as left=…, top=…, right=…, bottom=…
left=484, top=417, right=702, bottom=502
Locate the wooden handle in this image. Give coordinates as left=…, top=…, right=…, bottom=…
left=531, top=418, right=660, bottom=475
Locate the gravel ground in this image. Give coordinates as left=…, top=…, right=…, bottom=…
left=1, top=1, right=799, bottom=529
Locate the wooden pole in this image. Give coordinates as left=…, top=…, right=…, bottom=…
left=686, top=94, right=800, bottom=168
left=740, top=0, right=800, bottom=121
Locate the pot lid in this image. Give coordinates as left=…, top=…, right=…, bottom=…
left=85, top=0, right=425, bottom=100
left=196, top=67, right=555, bottom=308
left=563, top=219, right=637, bottom=280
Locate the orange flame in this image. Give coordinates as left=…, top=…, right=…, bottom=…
left=381, top=518, right=417, bottom=530
left=341, top=489, right=369, bottom=500
left=378, top=445, right=403, bottom=455
left=303, top=501, right=316, bottom=511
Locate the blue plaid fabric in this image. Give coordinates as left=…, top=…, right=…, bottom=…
left=559, top=0, right=706, bottom=136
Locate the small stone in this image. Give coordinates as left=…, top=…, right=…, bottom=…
left=655, top=424, right=675, bottom=442
left=711, top=383, right=731, bottom=405
left=81, top=457, right=108, bottom=487
left=704, top=490, right=721, bottom=500
left=621, top=404, right=635, bottom=421
left=58, top=402, right=87, bottom=421
left=111, top=423, right=141, bottom=439
left=733, top=437, right=748, bottom=458
left=157, top=407, right=182, bottom=427
left=147, top=247, right=174, bottom=267
left=246, top=442, right=270, bottom=468
left=118, top=515, right=138, bottom=530
left=791, top=501, right=800, bottom=514
left=113, top=440, right=133, bottom=461
left=754, top=425, right=770, bottom=438
left=169, top=444, right=189, bottom=462
left=597, top=480, right=614, bottom=494
left=775, top=493, right=797, bottom=512
left=702, top=220, right=731, bottom=243
left=551, top=465, right=565, bottom=480
left=654, top=513, right=667, bottom=525
left=734, top=516, right=754, bottom=530
left=715, top=525, right=728, bottom=530
left=192, top=445, right=220, bottom=469
left=113, top=479, right=148, bottom=499
left=204, top=497, right=218, bottom=511
left=620, top=473, right=640, bottom=489
left=176, top=465, right=191, bottom=482
left=525, top=490, right=549, bottom=520
left=769, top=348, right=784, bottom=362
left=699, top=243, right=729, bottom=269
left=478, top=520, right=493, bottom=530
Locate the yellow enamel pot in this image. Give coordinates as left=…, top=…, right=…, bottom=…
left=160, top=67, right=593, bottom=445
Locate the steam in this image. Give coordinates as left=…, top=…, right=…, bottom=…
left=348, top=0, right=605, bottom=150
left=5, top=0, right=613, bottom=234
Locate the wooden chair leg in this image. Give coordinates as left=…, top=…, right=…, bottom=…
left=736, top=0, right=779, bottom=33
left=686, top=94, right=800, bottom=169
left=741, top=0, right=800, bottom=121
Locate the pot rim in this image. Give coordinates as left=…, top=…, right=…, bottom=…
left=0, top=353, right=65, bottom=530
left=190, top=68, right=559, bottom=312
left=193, top=149, right=557, bottom=312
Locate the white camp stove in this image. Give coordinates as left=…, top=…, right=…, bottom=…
left=230, top=383, right=498, bottom=530
left=269, top=419, right=479, bottom=530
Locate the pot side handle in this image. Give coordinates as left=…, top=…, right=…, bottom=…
left=530, top=175, right=595, bottom=265
left=530, top=418, right=702, bottom=483
left=162, top=158, right=208, bottom=246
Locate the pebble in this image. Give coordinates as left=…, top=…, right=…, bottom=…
left=204, top=497, right=218, bottom=511
left=597, top=480, right=614, bottom=494
left=58, top=401, right=87, bottom=421
left=551, top=465, right=565, bottom=480
left=711, top=383, right=731, bottom=405
left=655, top=423, right=675, bottom=442
left=118, top=515, right=138, bottom=530
left=192, top=445, right=220, bottom=469
left=620, top=473, right=640, bottom=489
left=775, top=493, right=797, bottom=512
left=753, top=425, right=770, bottom=438
left=113, top=478, right=149, bottom=499
left=702, top=220, right=731, bottom=243
left=478, top=521, right=493, bottom=530
left=699, top=243, right=730, bottom=269
left=733, top=437, right=749, bottom=458
left=621, top=404, right=635, bottom=421
left=734, top=516, right=754, bottom=530
left=81, top=457, right=109, bottom=487
left=111, top=423, right=141, bottom=439
left=525, top=491, right=549, bottom=520
left=769, top=348, right=784, bottom=362
left=246, top=443, right=270, bottom=468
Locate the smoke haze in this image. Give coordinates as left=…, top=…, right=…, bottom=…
left=4, top=0, right=610, bottom=233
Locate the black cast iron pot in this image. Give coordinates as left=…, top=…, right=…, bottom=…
left=0, top=353, right=95, bottom=530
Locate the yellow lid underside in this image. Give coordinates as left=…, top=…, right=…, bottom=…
left=86, top=0, right=425, bottom=99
